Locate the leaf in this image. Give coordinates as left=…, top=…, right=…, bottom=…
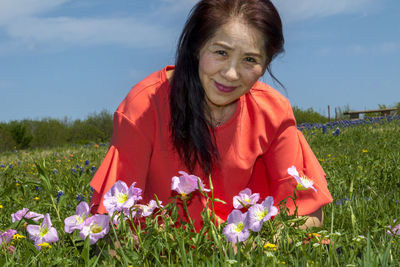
left=81, top=236, right=91, bottom=266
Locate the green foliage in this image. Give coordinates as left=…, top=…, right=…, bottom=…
left=292, top=106, right=329, bottom=124
left=0, top=110, right=113, bottom=152
left=9, top=121, right=33, bottom=150
left=1, top=119, right=400, bottom=265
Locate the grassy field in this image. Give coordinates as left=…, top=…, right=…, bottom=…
left=0, top=117, right=399, bottom=266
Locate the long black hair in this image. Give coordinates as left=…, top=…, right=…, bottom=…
left=170, top=0, right=284, bottom=175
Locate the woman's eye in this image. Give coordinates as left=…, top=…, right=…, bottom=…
left=215, top=50, right=227, bottom=56
left=244, top=57, right=256, bottom=63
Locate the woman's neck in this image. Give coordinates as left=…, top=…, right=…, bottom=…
left=206, top=99, right=238, bottom=127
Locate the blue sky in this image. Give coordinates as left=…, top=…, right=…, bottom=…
left=0, top=0, right=399, bottom=122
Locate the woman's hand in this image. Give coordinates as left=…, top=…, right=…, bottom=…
left=299, top=207, right=323, bottom=230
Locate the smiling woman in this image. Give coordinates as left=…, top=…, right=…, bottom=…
left=90, top=0, right=333, bottom=231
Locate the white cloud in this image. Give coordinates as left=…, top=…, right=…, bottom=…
left=271, top=0, right=377, bottom=22
left=5, top=17, right=173, bottom=48
left=348, top=42, right=398, bottom=55
left=0, top=0, right=182, bottom=51
left=0, top=0, right=69, bottom=24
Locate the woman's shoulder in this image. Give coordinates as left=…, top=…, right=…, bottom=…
left=116, top=66, right=171, bottom=119
left=248, top=81, right=292, bottom=115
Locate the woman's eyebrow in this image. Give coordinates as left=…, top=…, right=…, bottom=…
left=211, top=42, right=263, bottom=58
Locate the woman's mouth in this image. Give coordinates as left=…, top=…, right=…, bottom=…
left=214, top=81, right=237, bottom=93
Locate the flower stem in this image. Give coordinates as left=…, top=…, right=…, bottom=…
left=182, top=199, right=196, bottom=232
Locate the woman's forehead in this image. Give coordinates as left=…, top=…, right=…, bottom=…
left=204, top=19, right=266, bottom=57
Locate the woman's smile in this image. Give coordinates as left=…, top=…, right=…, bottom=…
left=214, top=81, right=238, bottom=93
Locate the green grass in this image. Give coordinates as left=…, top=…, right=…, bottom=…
left=1, top=120, right=399, bottom=266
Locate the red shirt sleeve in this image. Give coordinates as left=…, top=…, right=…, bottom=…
left=262, top=101, right=333, bottom=216
left=90, top=111, right=153, bottom=214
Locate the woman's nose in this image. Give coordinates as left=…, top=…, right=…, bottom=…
left=221, top=63, right=240, bottom=81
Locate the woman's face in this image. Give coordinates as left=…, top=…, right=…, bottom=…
left=198, top=19, right=267, bottom=110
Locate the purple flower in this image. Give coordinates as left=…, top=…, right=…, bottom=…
left=137, top=200, right=163, bottom=217
left=56, top=191, right=64, bottom=203
left=387, top=220, right=400, bottom=236
left=171, top=171, right=210, bottom=197
left=222, top=210, right=250, bottom=243
left=246, top=196, right=278, bottom=232
left=11, top=208, right=44, bottom=222
left=64, top=202, right=90, bottom=233
left=103, top=181, right=142, bottom=215
left=80, top=214, right=110, bottom=244
left=233, top=188, right=260, bottom=209
left=0, top=229, right=17, bottom=245
left=287, top=166, right=317, bottom=192
left=85, top=160, right=90, bottom=166
left=26, top=213, right=59, bottom=250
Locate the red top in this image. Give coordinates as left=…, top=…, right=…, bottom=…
left=90, top=65, right=333, bottom=228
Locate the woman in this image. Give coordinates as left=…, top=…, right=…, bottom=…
left=90, top=0, right=332, bottom=230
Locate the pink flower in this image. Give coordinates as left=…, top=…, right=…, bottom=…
left=11, top=208, right=44, bottom=222
left=64, top=202, right=90, bottom=233
left=288, top=166, right=317, bottom=192
left=222, top=210, right=250, bottom=243
left=103, top=181, right=142, bottom=215
left=171, top=171, right=210, bottom=197
left=137, top=200, right=163, bottom=217
left=387, top=220, right=400, bottom=235
left=0, top=229, right=17, bottom=245
left=233, top=188, right=260, bottom=209
left=80, top=214, right=110, bottom=245
left=26, top=213, right=59, bottom=250
left=246, top=196, right=278, bottom=232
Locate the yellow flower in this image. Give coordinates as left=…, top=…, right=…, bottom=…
left=37, top=242, right=52, bottom=248
left=362, top=149, right=368, bottom=153
left=34, top=197, right=39, bottom=201
left=0, top=204, right=3, bottom=209
left=264, top=243, right=277, bottom=251
left=308, top=233, right=321, bottom=239
left=16, top=183, right=21, bottom=186
left=13, top=234, right=26, bottom=240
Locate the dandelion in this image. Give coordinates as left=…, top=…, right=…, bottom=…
left=246, top=196, right=278, bottom=232
left=222, top=210, right=250, bottom=243
left=233, top=188, right=259, bottom=209
left=80, top=214, right=110, bottom=244
left=37, top=242, right=52, bottom=248
left=11, top=208, right=44, bottom=222
left=264, top=243, right=277, bottom=251
left=287, top=166, right=317, bottom=192
left=171, top=171, right=210, bottom=198
left=103, top=181, right=142, bottom=215
left=64, top=202, right=90, bottom=233
left=12, top=234, right=26, bottom=240
left=26, top=213, right=59, bottom=250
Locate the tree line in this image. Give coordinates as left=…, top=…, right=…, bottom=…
left=0, top=110, right=113, bottom=151
left=4, top=104, right=397, bottom=152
